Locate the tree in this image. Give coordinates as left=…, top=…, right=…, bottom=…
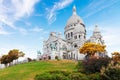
left=18, top=51, right=25, bottom=57
left=101, top=61, right=120, bottom=80
left=27, top=57, right=32, bottom=62
left=82, top=57, right=110, bottom=73
left=0, top=55, right=10, bottom=67
left=0, top=49, right=25, bottom=67
left=112, top=52, right=120, bottom=63
left=8, top=49, right=25, bottom=64
left=8, top=49, right=19, bottom=63
left=79, top=42, right=106, bottom=59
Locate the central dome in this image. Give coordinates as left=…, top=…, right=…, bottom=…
left=66, top=6, right=84, bottom=26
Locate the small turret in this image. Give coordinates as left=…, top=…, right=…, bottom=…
left=50, top=32, right=56, bottom=36
left=58, top=32, right=62, bottom=38
left=93, top=25, right=101, bottom=39
left=94, top=25, right=100, bottom=33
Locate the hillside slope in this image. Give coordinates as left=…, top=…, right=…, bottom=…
left=0, top=60, right=76, bottom=80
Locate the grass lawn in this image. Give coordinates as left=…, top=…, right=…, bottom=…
left=0, top=60, right=77, bottom=80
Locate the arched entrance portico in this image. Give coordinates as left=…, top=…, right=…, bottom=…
left=48, top=56, right=51, bottom=60
left=63, top=53, right=67, bottom=59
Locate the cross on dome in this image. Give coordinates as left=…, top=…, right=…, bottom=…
left=73, top=5, right=76, bottom=15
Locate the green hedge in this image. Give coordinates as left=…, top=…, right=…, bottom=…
left=35, top=70, right=89, bottom=80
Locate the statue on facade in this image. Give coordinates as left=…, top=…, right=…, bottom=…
left=50, top=43, right=56, bottom=51
left=37, top=50, right=41, bottom=55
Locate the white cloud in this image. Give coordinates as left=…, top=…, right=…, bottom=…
left=31, top=26, right=43, bottom=32
left=82, top=0, right=120, bottom=18
left=25, top=21, right=31, bottom=26
left=102, top=27, right=120, bottom=56
left=0, top=29, right=10, bottom=35
left=46, top=0, right=73, bottom=24
left=18, top=27, right=28, bottom=35
left=0, top=24, right=11, bottom=35
left=0, top=26, right=11, bottom=35
left=17, top=26, right=47, bottom=35
left=12, top=0, right=39, bottom=19
left=101, top=27, right=120, bottom=44
left=0, top=0, right=39, bottom=30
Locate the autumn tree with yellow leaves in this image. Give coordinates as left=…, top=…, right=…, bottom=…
left=112, top=52, right=120, bottom=63
left=79, top=42, right=106, bottom=59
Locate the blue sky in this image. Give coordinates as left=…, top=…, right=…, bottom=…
left=0, top=0, right=120, bottom=59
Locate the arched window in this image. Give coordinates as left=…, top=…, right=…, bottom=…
left=74, top=54, right=75, bottom=59
left=84, top=35, right=86, bottom=39
left=74, top=24, right=76, bottom=26
left=69, top=54, right=70, bottom=59
left=71, top=32, right=73, bottom=37
left=68, top=33, right=70, bottom=38
left=62, top=45, right=67, bottom=50
left=74, top=36, right=77, bottom=39
left=71, top=52, right=73, bottom=59
left=55, top=56, right=58, bottom=59
left=79, top=35, right=80, bottom=38
left=74, top=44, right=77, bottom=48
left=48, top=56, right=51, bottom=60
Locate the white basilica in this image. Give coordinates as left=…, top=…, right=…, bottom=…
left=39, top=6, right=105, bottom=60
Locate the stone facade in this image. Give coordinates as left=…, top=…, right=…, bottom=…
left=40, top=6, right=105, bottom=60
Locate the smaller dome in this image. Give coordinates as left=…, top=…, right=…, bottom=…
left=58, top=32, right=62, bottom=35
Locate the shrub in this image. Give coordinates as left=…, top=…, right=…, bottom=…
left=82, top=57, right=110, bottom=73
left=33, top=59, right=37, bottom=61
left=35, top=70, right=70, bottom=80
left=52, top=74, right=69, bottom=80
left=55, top=56, right=60, bottom=61
left=88, top=73, right=101, bottom=80
left=49, top=70, right=70, bottom=76
left=101, top=66, right=120, bottom=80
left=69, top=72, right=88, bottom=80
left=35, top=73, right=52, bottom=80
left=35, top=70, right=90, bottom=80
left=27, top=57, right=32, bottom=62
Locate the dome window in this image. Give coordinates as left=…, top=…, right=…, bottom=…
left=84, top=36, right=86, bottom=39
left=71, top=32, right=73, bottom=37
left=74, top=36, right=77, bottom=39
left=74, top=24, right=76, bottom=26
left=79, top=35, right=80, bottom=38
left=68, top=33, right=70, bottom=38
